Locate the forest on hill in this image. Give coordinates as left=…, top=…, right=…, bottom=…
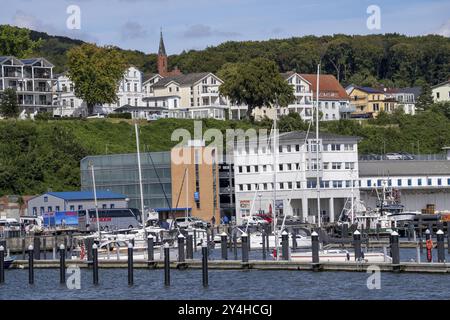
left=2, top=26, right=448, bottom=87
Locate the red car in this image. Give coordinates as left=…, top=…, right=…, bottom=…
left=256, top=213, right=273, bottom=224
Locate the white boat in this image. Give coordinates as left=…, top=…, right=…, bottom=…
left=276, top=249, right=392, bottom=263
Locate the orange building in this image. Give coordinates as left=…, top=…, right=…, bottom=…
left=170, top=142, right=220, bottom=222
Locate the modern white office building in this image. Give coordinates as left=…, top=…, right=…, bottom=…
left=359, top=160, right=450, bottom=212
left=233, top=131, right=360, bottom=224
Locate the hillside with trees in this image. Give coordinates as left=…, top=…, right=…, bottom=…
left=1, top=26, right=449, bottom=86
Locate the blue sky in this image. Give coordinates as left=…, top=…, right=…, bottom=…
left=3, top=0, right=449, bottom=54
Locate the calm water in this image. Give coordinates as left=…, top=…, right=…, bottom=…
left=1, top=268, right=450, bottom=300
left=1, top=248, right=450, bottom=300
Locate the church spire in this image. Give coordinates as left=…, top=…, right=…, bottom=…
left=158, top=27, right=167, bottom=56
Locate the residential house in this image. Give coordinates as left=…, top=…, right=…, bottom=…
left=432, top=79, right=450, bottom=103
left=0, top=56, right=56, bottom=116
left=348, top=86, right=387, bottom=118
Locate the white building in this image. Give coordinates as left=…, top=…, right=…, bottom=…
left=359, top=160, right=450, bottom=212
left=54, top=66, right=146, bottom=117
left=230, top=73, right=351, bottom=121
left=383, top=87, right=420, bottom=115
left=432, top=79, right=450, bottom=103
left=233, top=131, right=360, bottom=224
left=0, top=56, right=57, bottom=116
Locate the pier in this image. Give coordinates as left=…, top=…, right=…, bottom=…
left=6, top=258, right=450, bottom=273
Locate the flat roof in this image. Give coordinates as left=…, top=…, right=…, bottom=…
left=359, top=160, right=450, bottom=177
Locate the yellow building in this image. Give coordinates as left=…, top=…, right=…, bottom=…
left=348, top=86, right=387, bottom=118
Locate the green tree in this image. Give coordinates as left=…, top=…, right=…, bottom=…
left=67, top=43, right=128, bottom=115
left=416, top=83, right=434, bottom=111
left=218, top=58, right=295, bottom=119
left=0, top=25, right=42, bottom=57
left=278, top=112, right=309, bottom=132
left=0, top=88, right=19, bottom=118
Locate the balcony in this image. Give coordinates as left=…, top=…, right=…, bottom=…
left=339, top=105, right=356, bottom=113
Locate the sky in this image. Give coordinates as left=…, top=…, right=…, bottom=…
left=2, top=0, right=449, bottom=55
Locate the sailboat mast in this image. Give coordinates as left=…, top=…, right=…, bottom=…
left=135, top=123, right=147, bottom=227
left=90, top=163, right=101, bottom=240
left=316, top=64, right=321, bottom=228
left=273, top=100, right=279, bottom=260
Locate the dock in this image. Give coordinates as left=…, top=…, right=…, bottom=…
left=8, top=259, right=450, bottom=273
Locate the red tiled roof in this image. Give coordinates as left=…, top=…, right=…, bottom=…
left=299, top=74, right=349, bottom=101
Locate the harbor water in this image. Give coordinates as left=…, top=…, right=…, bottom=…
left=1, top=248, right=450, bottom=300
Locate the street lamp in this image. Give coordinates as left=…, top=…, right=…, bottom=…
left=258, top=193, right=262, bottom=214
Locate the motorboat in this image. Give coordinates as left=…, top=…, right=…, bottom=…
left=274, top=249, right=392, bottom=263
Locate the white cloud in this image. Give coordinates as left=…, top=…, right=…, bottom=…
left=433, top=19, right=450, bottom=37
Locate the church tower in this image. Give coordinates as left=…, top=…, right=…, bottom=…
left=157, top=28, right=181, bottom=77
left=157, top=29, right=168, bottom=76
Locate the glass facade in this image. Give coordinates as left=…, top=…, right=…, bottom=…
left=80, top=152, right=172, bottom=210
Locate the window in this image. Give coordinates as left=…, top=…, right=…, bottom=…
left=307, top=179, right=316, bottom=188
left=333, top=180, right=343, bottom=188
left=78, top=205, right=83, bottom=210
left=286, top=145, right=291, bottom=152
left=332, top=162, right=342, bottom=170
left=296, top=181, right=301, bottom=189
left=55, top=206, right=60, bottom=212
left=254, top=166, right=259, bottom=173
left=377, top=179, right=382, bottom=187
left=345, top=180, right=351, bottom=188
left=263, top=183, right=268, bottom=190
left=331, top=144, right=341, bottom=151
left=279, top=145, right=283, bottom=153
left=397, top=179, right=402, bottom=186
left=427, top=178, right=432, bottom=186
left=287, top=163, right=292, bottom=170
left=134, top=98, right=138, bottom=106
left=44, top=196, right=48, bottom=203
left=447, top=178, right=450, bottom=185
left=323, top=162, right=329, bottom=170
left=48, top=206, right=52, bottom=212
left=408, top=179, right=412, bottom=186
left=287, top=182, right=292, bottom=189
left=295, top=145, right=300, bottom=152
left=418, top=179, right=422, bottom=186
left=134, top=83, right=138, bottom=92
left=438, top=178, right=442, bottom=186
left=247, top=184, right=251, bottom=191
left=102, top=204, right=107, bottom=209
left=239, top=185, right=243, bottom=191
left=70, top=205, right=75, bottom=211
left=345, top=162, right=354, bottom=170
left=238, top=166, right=243, bottom=173
left=367, top=180, right=372, bottom=187
left=437, top=92, right=440, bottom=99
left=344, top=144, right=354, bottom=151
left=246, top=166, right=251, bottom=173
left=40, top=207, right=44, bottom=214
left=279, top=183, right=284, bottom=190
left=127, top=83, right=130, bottom=91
